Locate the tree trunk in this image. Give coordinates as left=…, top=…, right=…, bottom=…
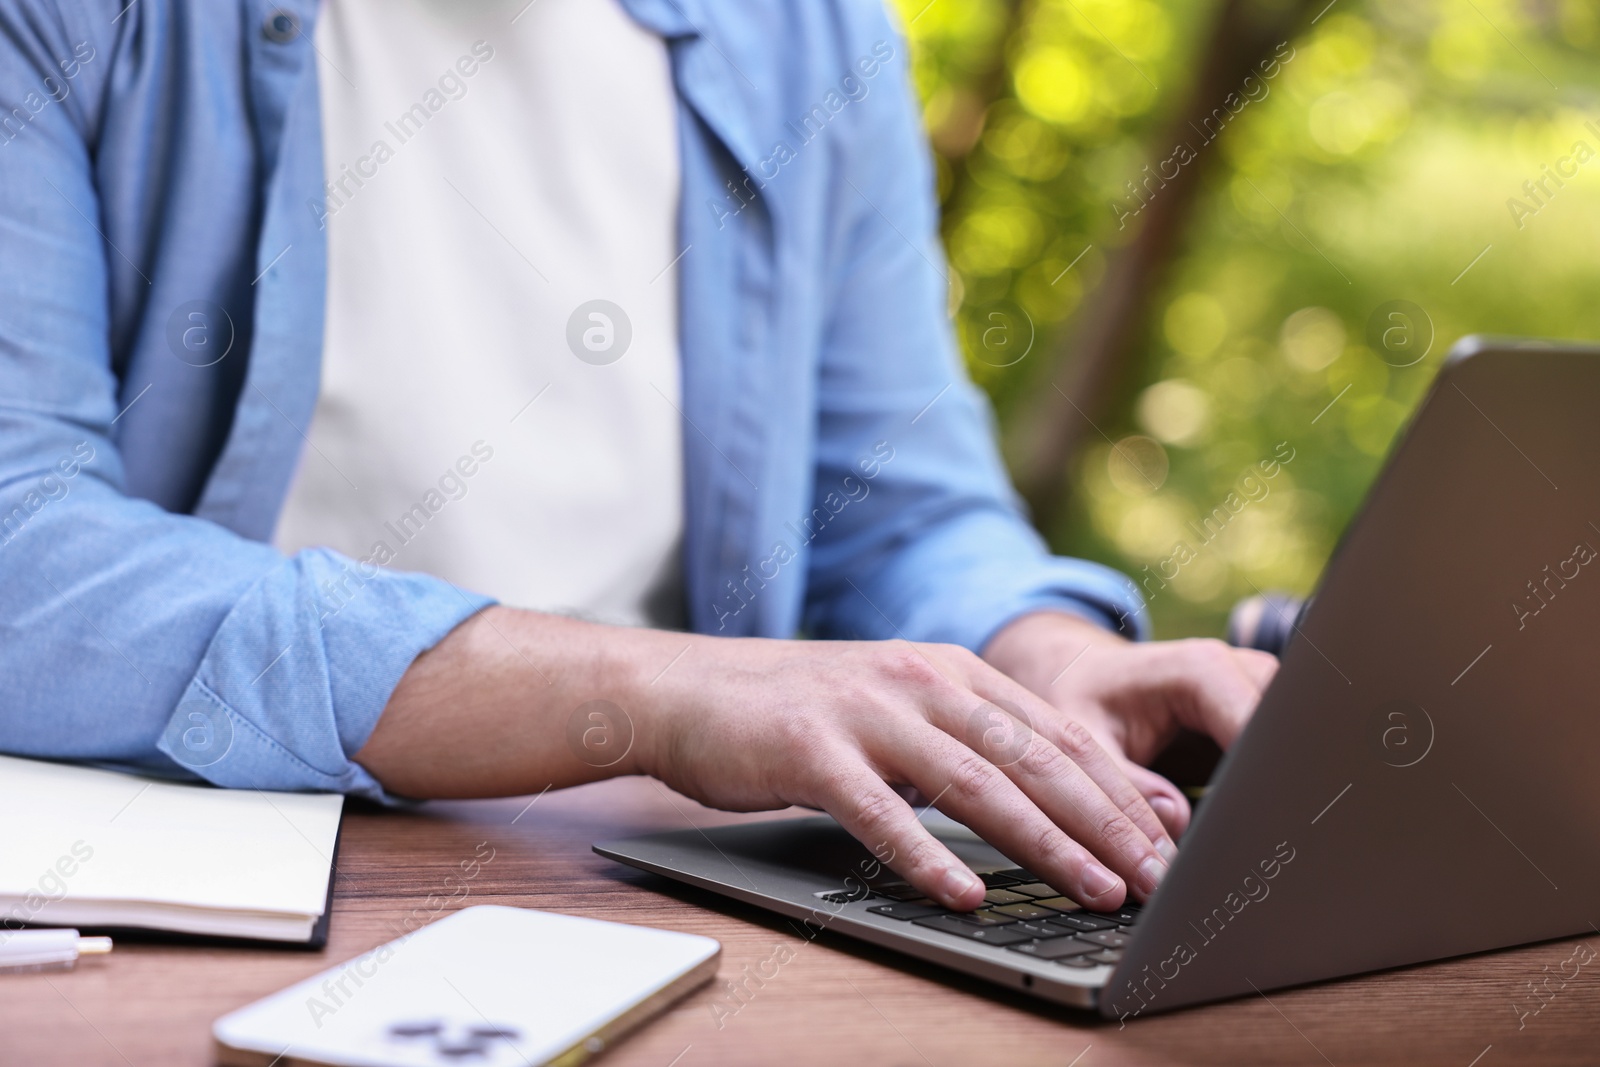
left=1007, top=0, right=1328, bottom=534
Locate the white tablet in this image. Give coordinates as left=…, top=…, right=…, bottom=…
left=213, top=905, right=720, bottom=1067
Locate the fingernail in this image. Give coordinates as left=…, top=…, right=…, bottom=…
left=1150, top=795, right=1179, bottom=825
left=942, top=868, right=980, bottom=905
left=1155, top=836, right=1179, bottom=863
left=1138, top=854, right=1169, bottom=895
left=1081, top=863, right=1120, bottom=900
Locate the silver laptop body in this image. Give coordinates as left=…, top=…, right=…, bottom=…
left=597, top=337, right=1600, bottom=1016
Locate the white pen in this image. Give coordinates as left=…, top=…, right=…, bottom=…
left=0, top=929, right=114, bottom=974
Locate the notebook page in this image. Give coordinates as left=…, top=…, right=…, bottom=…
left=0, top=755, right=342, bottom=920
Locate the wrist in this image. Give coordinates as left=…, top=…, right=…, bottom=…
left=592, top=624, right=693, bottom=781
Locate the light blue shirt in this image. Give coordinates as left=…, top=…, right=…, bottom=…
left=0, top=0, right=1146, bottom=800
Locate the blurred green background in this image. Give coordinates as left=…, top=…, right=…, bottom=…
left=890, top=0, right=1600, bottom=638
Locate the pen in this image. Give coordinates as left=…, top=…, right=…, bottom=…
left=0, top=929, right=114, bottom=974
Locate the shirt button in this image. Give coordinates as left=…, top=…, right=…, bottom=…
left=262, top=9, right=301, bottom=43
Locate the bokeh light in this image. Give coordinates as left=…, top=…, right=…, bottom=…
left=895, top=0, right=1600, bottom=636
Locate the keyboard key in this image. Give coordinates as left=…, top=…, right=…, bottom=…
left=1009, top=882, right=1064, bottom=899
left=1089, top=906, right=1141, bottom=925
left=989, top=868, right=1037, bottom=882
left=990, top=902, right=1057, bottom=922
left=1057, top=955, right=1102, bottom=968
left=1033, top=896, right=1081, bottom=912
left=1007, top=937, right=1100, bottom=961
left=872, top=883, right=928, bottom=902
left=952, top=908, right=1018, bottom=926
left=1085, top=949, right=1124, bottom=965
left=979, top=871, right=1021, bottom=888
left=1046, top=913, right=1121, bottom=932
left=867, top=902, right=945, bottom=921
left=912, top=915, right=1034, bottom=946
left=1081, top=930, right=1129, bottom=949
left=1010, top=920, right=1070, bottom=940
left=983, top=888, right=1032, bottom=905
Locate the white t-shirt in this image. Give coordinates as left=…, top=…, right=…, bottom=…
left=274, top=0, right=686, bottom=628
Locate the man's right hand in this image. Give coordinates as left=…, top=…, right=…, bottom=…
left=635, top=634, right=1181, bottom=912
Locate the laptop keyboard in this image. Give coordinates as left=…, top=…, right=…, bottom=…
left=848, top=867, right=1139, bottom=969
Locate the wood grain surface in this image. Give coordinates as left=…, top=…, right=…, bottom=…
left=5, top=775, right=1596, bottom=1067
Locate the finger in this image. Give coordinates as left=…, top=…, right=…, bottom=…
left=1037, top=713, right=1178, bottom=863
left=887, top=724, right=1133, bottom=910
left=956, top=665, right=1178, bottom=871
left=955, top=707, right=1171, bottom=901
left=1155, top=639, right=1271, bottom=749
left=1121, top=761, right=1191, bottom=838
left=1233, top=646, right=1281, bottom=691
left=819, top=762, right=986, bottom=911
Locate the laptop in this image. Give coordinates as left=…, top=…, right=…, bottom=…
left=597, top=337, right=1600, bottom=1019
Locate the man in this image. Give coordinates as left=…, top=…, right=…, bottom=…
left=0, top=0, right=1275, bottom=914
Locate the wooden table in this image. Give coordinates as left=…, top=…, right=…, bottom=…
left=8, top=776, right=1597, bottom=1066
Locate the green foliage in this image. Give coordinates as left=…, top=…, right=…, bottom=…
left=893, top=0, right=1600, bottom=637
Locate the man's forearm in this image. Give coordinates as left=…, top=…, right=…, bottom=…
left=353, top=607, right=674, bottom=798
left=363, top=606, right=1129, bottom=802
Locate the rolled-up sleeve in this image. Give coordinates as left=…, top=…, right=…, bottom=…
left=155, top=550, right=492, bottom=799
left=0, top=5, right=490, bottom=801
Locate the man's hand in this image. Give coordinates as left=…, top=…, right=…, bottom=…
left=637, top=635, right=1180, bottom=914
left=358, top=607, right=1278, bottom=918
left=983, top=611, right=1281, bottom=839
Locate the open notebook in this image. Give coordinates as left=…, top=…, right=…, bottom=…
left=0, top=754, right=343, bottom=944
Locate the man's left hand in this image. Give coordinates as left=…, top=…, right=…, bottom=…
left=983, top=611, right=1281, bottom=839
